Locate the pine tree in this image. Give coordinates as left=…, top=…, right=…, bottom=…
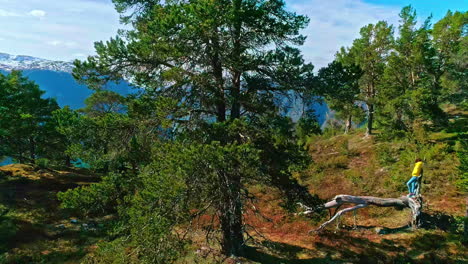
left=69, top=0, right=317, bottom=257
left=317, top=60, right=364, bottom=134
left=0, top=71, right=62, bottom=164
left=433, top=10, right=468, bottom=108
left=338, top=21, right=394, bottom=136
left=379, top=6, right=447, bottom=134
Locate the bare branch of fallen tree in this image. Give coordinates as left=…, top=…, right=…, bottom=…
left=300, top=194, right=423, bottom=232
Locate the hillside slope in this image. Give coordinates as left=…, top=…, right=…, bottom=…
left=227, top=130, right=466, bottom=264
left=0, top=165, right=100, bottom=263
left=0, top=131, right=466, bottom=263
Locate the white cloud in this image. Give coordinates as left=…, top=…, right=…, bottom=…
left=29, top=9, right=47, bottom=17
left=72, top=53, right=86, bottom=58
left=0, top=9, right=20, bottom=17
left=47, top=40, right=62, bottom=46
left=47, top=40, right=78, bottom=47
left=0, top=0, right=400, bottom=68
left=289, top=0, right=400, bottom=69
left=0, top=0, right=121, bottom=61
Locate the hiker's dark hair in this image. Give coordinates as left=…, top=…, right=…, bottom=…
left=415, top=158, right=422, bottom=162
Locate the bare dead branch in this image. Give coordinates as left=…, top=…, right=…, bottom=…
left=304, top=194, right=423, bottom=232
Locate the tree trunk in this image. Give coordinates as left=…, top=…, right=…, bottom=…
left=300, top=194, right=423, bottom=232
left=210, top=30, right=226, bottom=123
left=29, top=137, right=36, bottom=164
left=230, top=71, right=241, bottom=120
left=465, top=197, right=468, bottom=242
left=219, top=172, right=244, bottom=256
left=344, top=115, right=352, bottom=134
left=230, top=0, right=242, bottom=120
left=366, top=103, right=374, bottom=136
left=65, top=155, right=72, bottom=167
left=219, top=2, right=245, bottom=256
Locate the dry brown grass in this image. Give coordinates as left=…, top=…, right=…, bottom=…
left=2, top=128, right=466, bottom=264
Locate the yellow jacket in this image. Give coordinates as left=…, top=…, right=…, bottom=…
left=412, top=161, right=423, bottom=177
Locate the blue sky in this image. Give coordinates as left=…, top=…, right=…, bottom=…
left=0, top=0, right=466, bottom=69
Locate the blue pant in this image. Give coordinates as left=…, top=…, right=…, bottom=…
left=406, top=176, right=419, bottom=194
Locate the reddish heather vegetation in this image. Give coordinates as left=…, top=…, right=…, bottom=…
left=0, top=130, right=466, bottom=263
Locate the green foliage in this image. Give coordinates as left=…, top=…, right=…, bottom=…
left=377, top=139, right=458, bottom=195
left=0, top=204, right=15, bottom=253
left=73, top=0, right=315, bottom=125
left=81, top=238, right=135, bottom=264
left=58, top=172, right=130, bottom=216
left=0, top=71, right=64, bottom=164
left=295, top=111, right=321, bottom=144
left=80, top=90, right=127, bottom=117
left=59, top=139, right=262, bottom=262
left=433, top=10, right=468, bottom=106
left=68, top=0, right=324, bottom=257
left=54, top=95, right=182, bottom=172
left=337, top=7, right=467, bottom=137
left=0, top=221, right=16, bottom=253
left=375, top=143, right=398, bottom=166
left=317, top=60, right=364, bottom=133
left=378, top=6, right=448, bottom=136
left=338, top=20, right=394, bottom=135
left=36, top=158, right=50, bottom=170
left=49, top=3, right=467, bottom=262
left=455, top=138, right=468, bottom=193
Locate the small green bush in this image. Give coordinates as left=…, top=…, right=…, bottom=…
left=455, top=139, right=468, bottom=193
left=322, top=155, right=349, bottom=169
left=36, top=158, right=50, bottom=169
left=375, top=143, right=397, bottom=166
left=58, top=172, right=125, bottom=216
left=344, top=169, right=363, bottom=185
left=0, top=205, right=16, bottom=252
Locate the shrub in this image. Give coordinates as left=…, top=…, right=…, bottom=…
left=322, top=155, right=349, bottom=169
left=375, top=143, right=397, bottom=166
left=58, top=172, right=128, bottom=216
left=36, top=158, right=50, bottom=169
left=345, top=169, right=363, bottom=185
left=0, top=205, right=16, bottom=252
left=455, top=139, right=468, bottom=193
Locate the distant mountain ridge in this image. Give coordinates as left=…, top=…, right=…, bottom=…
left=0, top=52, right=327, bottom=122
left=0, top=52, right=328, bottom=166
left=0, top=52, right=133, bottom=109
left=0, top=52, right=74, bottom=73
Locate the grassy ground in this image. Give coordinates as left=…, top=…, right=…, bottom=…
left=0, top=164, right=103, bottom=264
left=236, top=130, right=466, bottom=263
left=0, top=127, right=466, bottom=263
left=184, top=128, right=466, bottom=263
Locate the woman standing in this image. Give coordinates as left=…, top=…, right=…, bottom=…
left=407, top=158, right=423, bottom=197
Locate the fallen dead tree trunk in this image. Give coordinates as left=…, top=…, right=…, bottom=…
left=299, top=194, right=423, bottom=232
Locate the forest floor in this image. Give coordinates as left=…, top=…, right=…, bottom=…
left=0, top=164, right=103, bottom=263
left=0, top=126, right=466, bottom=263
left=186, top=126, right=467, bottom=263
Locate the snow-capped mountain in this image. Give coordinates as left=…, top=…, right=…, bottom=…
left=0, top=52, right=132, bottom=109
left=0, top=52, right=74, bottom=73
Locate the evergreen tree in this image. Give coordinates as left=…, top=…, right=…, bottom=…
left=337, top=21, right=394, bottom=136
left=54, top=95, right=181, bottom=172
left=432, top=10, right=468, bottom=108
left=0, top=71, right=62, bottom=164
left=67, top=0, right=318, bottom=257
left=79, top=90, right=127, bottom=117
left=296, top=110, right=321, bottom=143
left=379, top=6, right=447, bottom=134
left=317, top=60, right=364, bottom=134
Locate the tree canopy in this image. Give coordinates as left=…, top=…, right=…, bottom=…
left=62, top=0, right=321, bottom=258
left=0, top=71, right=63, bottom=164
